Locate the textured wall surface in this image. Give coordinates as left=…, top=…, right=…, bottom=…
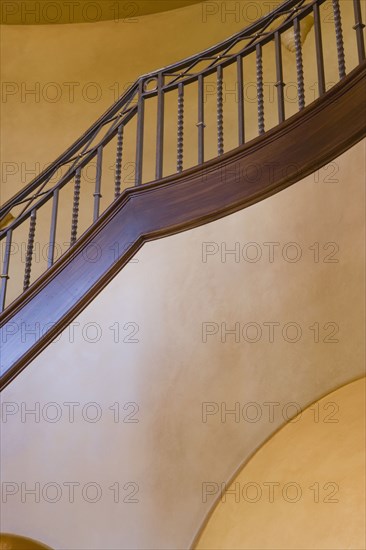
left=1, top=139, right=365, bottom=549
left=0, top=1, right=205, bottom=25
left=196, top=378, right=366, bottom=550
left=1, top=0, right=362, bottom=305
left=1, top=2, right=365, bottom=548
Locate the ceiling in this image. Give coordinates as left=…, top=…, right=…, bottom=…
left=0, top=0, right=204, bottom=25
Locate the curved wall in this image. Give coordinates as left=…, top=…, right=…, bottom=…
left=0, top=1, right=205, bottom=25
left=1, top=0, right=362, bottom=201
left=195, top=377, right=366, bottom=550
left=1, top=2, right=365, bottom=548
left=0, top=139, right=364, bottom=549
left=1, top=0, right=363, bottom=306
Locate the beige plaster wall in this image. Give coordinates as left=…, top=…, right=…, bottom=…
left=0, top=2, right=365, bottom=548
left=1, top=0, right=362, bottom=200
left=0, top=1, right=205, bottom=25
left=195, top=377, right=366, bottom=550
left=0, top=138, right=365, bottom=549
left=0, top=0, right=363, bottom=306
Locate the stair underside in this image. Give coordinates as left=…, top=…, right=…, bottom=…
left=1, top=62, right=365, bottom=390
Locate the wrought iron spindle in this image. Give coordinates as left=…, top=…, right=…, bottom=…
left=313, top=3, right=326, bottom=96
left=135, top=80, right=145, bottom=185
left=332, top=0, right=346, bottom=79
left=177, top=83, right=184, bottom=173
left=70, top=168, right=81, bottom=246
left=23, top=209, right=37, bottom=291
left=236, top=55, right=245, bottom=146
left=115, top=124, right=124, bottom=198
left=47, top=189, right=59, bottom=268
left=156, top=72, right=165, bottom=180
left=197, top=74, right=205, bottom=164
left=93, top=146, right=103, bottom=222
left=353, top=0, right=365, bottom=63
left=0, top=229, right=13, bottom=312
left=274, top=31, right=285, bottom=124
left=256, top=43, right=265, bottom=135
left=294, top=17, right=305, bottom=110
left=217, top=65, right=224, bottom=155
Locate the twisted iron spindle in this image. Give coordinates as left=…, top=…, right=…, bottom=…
left=70, top=168, right=81, bottom=246
left=115, top=124, right=124, bottom=198
left=23, top=210, right=37, bottom=291
left=177, top=83, right=184, bottom=173
left=294, top=18, right=305, bottom=110
left=217, top=65, right=224, bottom=155
left=256, top=44, right=265, bottom=135
left=332, top=0, right=346, bottom=79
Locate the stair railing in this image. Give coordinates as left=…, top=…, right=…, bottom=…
left=0, top=0, right=364, bottom=312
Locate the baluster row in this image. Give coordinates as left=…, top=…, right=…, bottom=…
left=1, top=0, right=363, bottom=312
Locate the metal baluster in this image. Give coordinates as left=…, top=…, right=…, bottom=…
left=23, top=210, right=37, bottom=291
left=353, top=0, right=365, bottom=63
left=93, top=146, right=103, bottom=222
left=115, top=124, right=124, bottom=198
left=47, top=189, right=59, bottom=268
left=332, top=0, right=346, bottom=79
left=237, top=55, right=245, bottom=146
left=217, top=65, right=224, bottom=155
left=256, top=43, right=265, bottom=135
left=70, top=168, right=81, bottom=246
left=177, top=83, right=184, bottom=173
left=313, top=3, right=326, bottom=96
left=197, top=74, right=205, bottom=164
left=0, top=229, right=13, bottom=311
left=135, top=80, right=145, bottom=185
left=274, top=31, right=285, bottom=124
left=156, top=72, right=165, bottom=180
left=294, top=17, right=305, bottom=110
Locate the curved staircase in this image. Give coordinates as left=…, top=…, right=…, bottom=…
left=1, top=0, right=365, bottom=389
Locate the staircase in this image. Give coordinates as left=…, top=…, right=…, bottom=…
left=1, top=0, right=365, bottom=389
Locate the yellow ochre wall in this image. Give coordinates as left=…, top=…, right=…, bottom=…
left=1, top=139, right=365, bottom=549
left=0, top=2, right=365, bottom=549
left=0, top=1, right=205, bottom=25
left=195, top=378, right=366, bottom=550
left=0, top=0, right=364, bottom=306
left=1, top=0, right=363, bottom=202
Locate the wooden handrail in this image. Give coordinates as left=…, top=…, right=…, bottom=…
left=2, top=0, right=363, bottom=313
left=1, top=62, right=365, bottom=390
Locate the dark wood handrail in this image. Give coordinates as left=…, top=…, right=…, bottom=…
left=0, top=0, right=302, bottom=218
left=1, top=62, right=365, bottom=390
left=3, top=0, right=363, bottom=313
